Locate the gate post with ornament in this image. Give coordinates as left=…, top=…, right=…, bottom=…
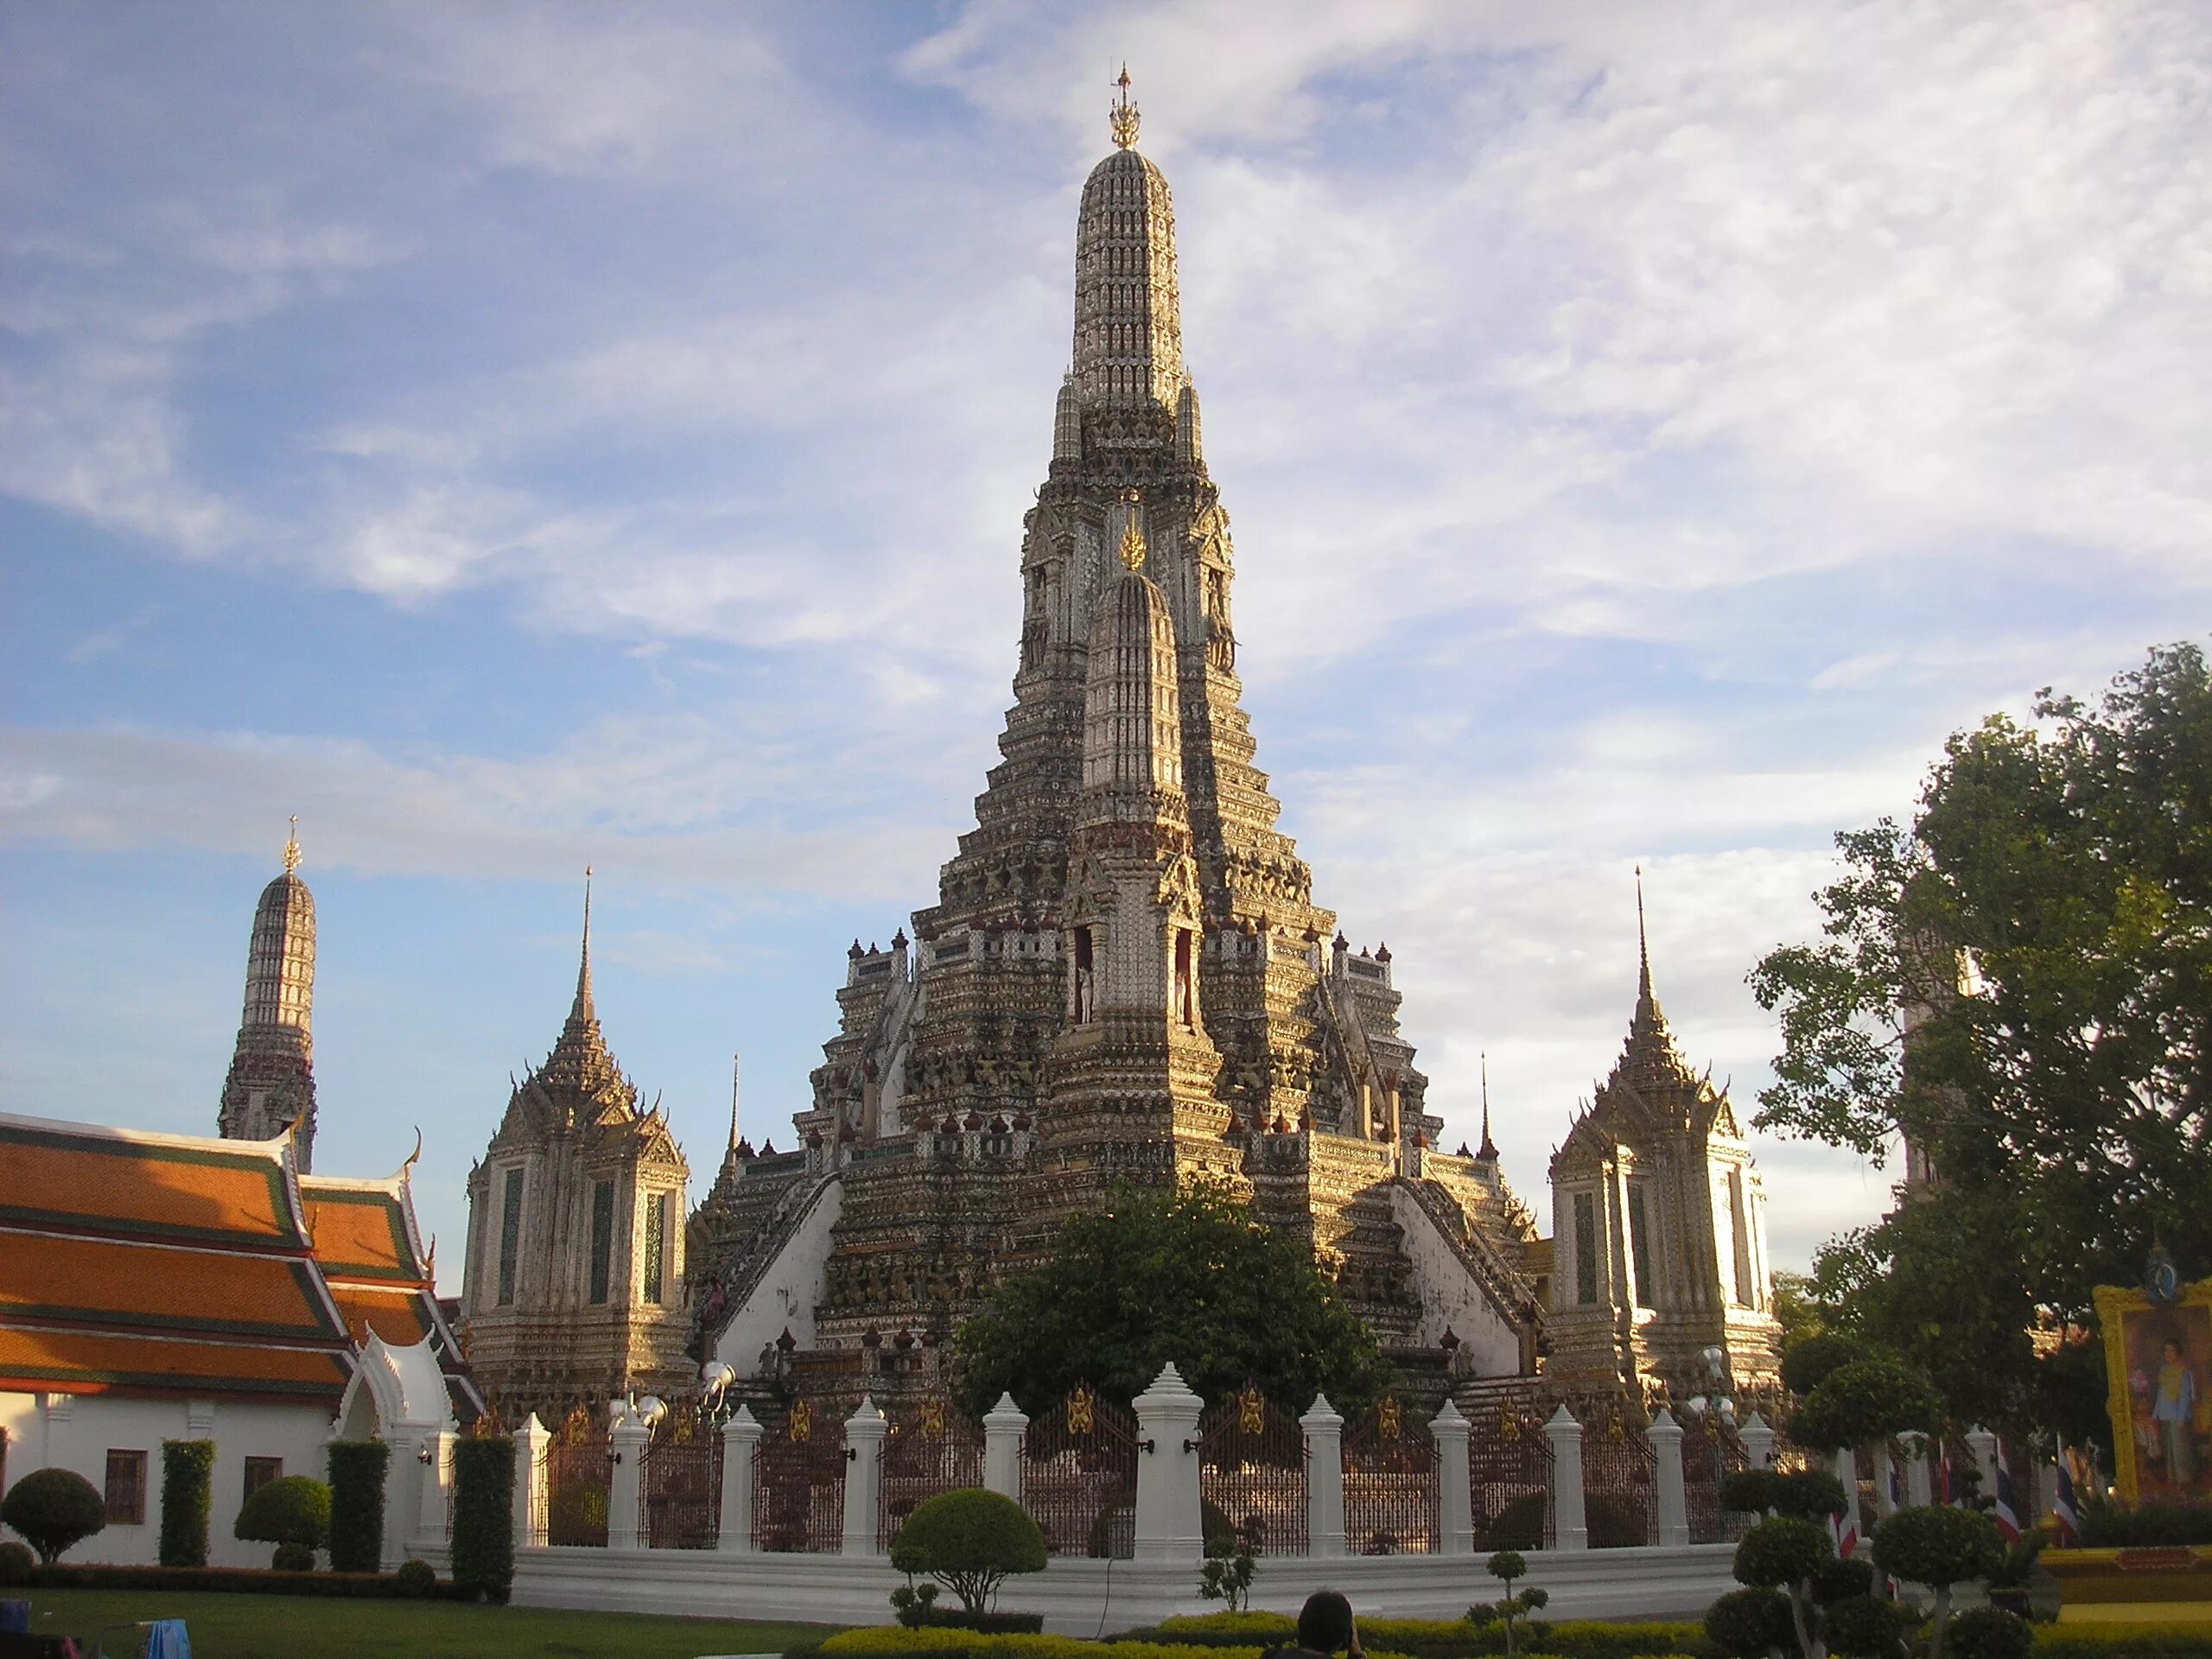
left=1134, top=1363, right=1204, bottom=1565
left=608, top=1405, right=648, bottom=1551
left=983, top=1393, right=1027, bottom=1502
left=1301, top=1395, right=1346, bottom=1559
left=1431, top=1400, right=1474, bottom=1554
left=719, top=1406, right=761, bottom=1554
left=843, top=1397, right=888, bottom=1556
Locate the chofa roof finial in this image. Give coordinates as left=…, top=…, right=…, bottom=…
left=283, top=815, right=302, bottom=874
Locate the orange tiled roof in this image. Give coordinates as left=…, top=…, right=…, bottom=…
left=0, top=1230, right=339, bottom=1341
left=326, top=1284, right=434, bottom=1349
left=0, top=1324, right=351, bottom=1400
left=0, top=1118, right=305, bottom=1247
left=300, top=1180, right=421, bottom=1281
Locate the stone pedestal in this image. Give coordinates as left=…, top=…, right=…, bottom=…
left=843, top=1396, right=888, bottom=1556
left=1544, top=1406, right=1587, bottom=1552
left=514, top=1414, right=550, bottom=1549
left=1739, top=1411, right=1776, bottom=1472
left=1648, top=1409, right=1688, bottom=1548
left=719, top=1407, right=762, bottom=1554
left=608, top=1408, right=648, bottom=1551
left=983, top=1393, right=1028, bottom=1503
left=1133, top=1363, right=1204, bottom=1565
left=1431, top=1400, right=1474, bottom=1554
left=1301, top=1395, right=1345, bottom=1560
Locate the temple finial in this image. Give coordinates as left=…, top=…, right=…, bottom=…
left=728, top=1052, right=742, bottom=1152
left=283, top=815, right=301, bottom=874
left=1110, top=63, right=1141, bottom=149
left=1118, top=489, right=1147, bottom=570
left=1635, top=862, right=1652, bottom=1006
left=575, top=866, right=594, bottom=1011
left=1478, top=1051, right=1498, bottom=1162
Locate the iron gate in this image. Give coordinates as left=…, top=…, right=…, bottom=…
left=545, top=1404, right=613, bottom=1548
left=1684, top=1414, right=1752, bottom=1544
left=878, top=1397, right=985, bottom=1552
left=1581, top=1410, right=1658, bottom=1547
left=1467, top=1400, right=1554, bottom=1550
left=1343, top=1396, right=1438, bottom=1555
left=641, top=1402, right=722, bottom=1549
left=1021, top=1382, right=1137, bottom=1558
left=751, top=1398, right=848, bottom=1552
left=1197, top=1384, right=1307, bottom=1555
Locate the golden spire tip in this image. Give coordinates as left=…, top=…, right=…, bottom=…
left=1110, top=63, right=1141, bottom=149
left=283, top=815, right=301, bottom=874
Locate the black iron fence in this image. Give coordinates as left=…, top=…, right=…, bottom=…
left=1343, top=1397, right=1438, bottom=1555
left=751, top=1398, right=847, bottom=1552
left=1021, top=1382, right=1137, bottom=1558
left=641, top=1402, right=722, bottom=1549
left=1198, top=1385, right=1307, bottom=1555
left=878, top=1398, right=984, bottom=1552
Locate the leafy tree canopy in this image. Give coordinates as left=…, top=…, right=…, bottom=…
left=952, top=1178, right=1396, bottom=1418
left=1751, top=643, right=2212, bottom=1423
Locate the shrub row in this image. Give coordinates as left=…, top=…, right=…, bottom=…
left=2074, top=1497, right=2212, bottom=1548
left=18, top=1561, right=452, bottom=1599
left=1139, top=1615, right=1712, bottom=1659
left=2034, top=1634, right=2212, bottom=1659
left=158, top=1440, right=214, bottom=1569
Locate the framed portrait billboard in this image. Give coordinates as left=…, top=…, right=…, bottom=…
left=2096, top=1275, right=2212, bottom=1503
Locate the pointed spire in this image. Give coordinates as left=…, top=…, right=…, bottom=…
left=1478, top=1051, right=1498, bottom=1162
left=1635, top=863, right=1652, bottom=1012
left=537, top=867, right=624, bottom=1102
left=575, top=865, right=594, bottom=1019
left=283, top=815, right=301, bottom=874
left=728, top=1052, right=742, bottom=1153
left=1110, top=63, right=1140, bottom=150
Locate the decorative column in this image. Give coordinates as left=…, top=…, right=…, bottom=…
left=1432, top=1400, right=1474, bottom=1554
left=983, top=1393, right=1028, bottom=1503
left=719, top=1406, right=762, bottom=1554
left=1301, top=1395, right=1345, bottom=1560
left=1966, top=1426, right=1999, bottom=1503
left=514, top=1414, right=550, bottom=1549
left=1133, top=1362, right=1204, bottom=1565
left=1900, top=1432, right=1933, bottom=1508
left=843, top=1396, right=888, bottom=1556
left=413, top=1429, right=453, bottom=1554
left=1543, top=1406, right=1587, bottom=1552
left=1647, top=1408, right=1688, bottom=1548
left=607, top=1405, right=648, bottom=1551
left=1739, top=1411, right=1776, bottom=1472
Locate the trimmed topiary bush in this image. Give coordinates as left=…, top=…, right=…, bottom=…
left=1942, top=1607, right=2030, bottom=1659
left=1732, top=1515, right=1832, bottom=1659
left=326, top=1440, right=390, bottom=1573
left=2, top=1466, right=107, bottom=1565
left=1703, top=1586, right=1796, bottom=1659
left=1869, top=1503, right=2003, bottom=1659
left=1822, top=1592, right=1905, bottom=1659
left=272, top=1540, right=315, bottom=1571
left=450, top=1435, right=515, bottom=1604
left=1780, top=1334, right=1859, bottom=1398
left=890, top=1488, right=1047, bottom=1617
left=159, top=1440, right=215, bottom=1568
left=394, top=1557, right=438, bottom=1598
left=1811, top=1555, right=1874, bottom=1606
left=234, top=1473, right=330, bottom=1567
left=0, top=1540, right=35, bottom=1586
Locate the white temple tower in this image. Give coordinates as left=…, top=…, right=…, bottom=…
left=216, top=820, right=318, bottom=1172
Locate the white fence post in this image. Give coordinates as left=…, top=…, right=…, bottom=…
left=1966, top=1426, right=1999, bottom=1503
left=1432, top=1400, right=1474, bottom=1554
left=1301, top=1395, right=1345, bottom=1559
left=607, top=1406, right=648, bottom=1551
left=412, top=1429, right=453, bottom=1556
left=1133, top=1362, right=1204, bottom=1565
left=514, top=1414, right=550, bottom=1550
left=983, top=1393, right=1028, bottom=1502
left=1900, top=1431, right=1933, bottom=1508
left=1739, top=1411, right=1776, bottom=1471
left=1648, top=1408, right=1688, bottom=1548
left=844, top=1396, right=888, bottom=1556
left=719, top=1406, right=761, bottom=1553
left=1544, top=1405, right=1587, bottom=1551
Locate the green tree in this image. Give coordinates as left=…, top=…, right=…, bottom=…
left=1732, top=1516, right=1834, bottom=1659
left=1870, top=1504, right=2005, bottom=1659
left=888, top=1489, right=1046, bottom=1617
left=158, top=1440, right=214, bottom=1568
left=1, top=1468, right=106, bottom=1566
left=234, top=1474, right=330, bottom=1568
left=1750, top=643, right=2212, bottom=1424
left=1789, top=1356, right=1940, bottom=1453
left=952, top=1179, right=1396, bottom=1415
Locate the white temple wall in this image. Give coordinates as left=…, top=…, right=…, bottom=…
left=709, top=1176, right=842, bottom=1374
left=0, top=1390, right=333, bottom=1567
left=1387, top=1185, right=1523, bottom=1376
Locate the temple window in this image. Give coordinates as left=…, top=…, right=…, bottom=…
left=1627, top=1180, right=1656, bottom=1309
left=588, top=1179, right=615, bottom=1305
left=496, top=1166, right=524, bottom=1307
left=1573, top=1190, right=1599, bottom=1305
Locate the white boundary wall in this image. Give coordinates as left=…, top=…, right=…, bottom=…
left=505, top=1541, right=1739, bottom=1633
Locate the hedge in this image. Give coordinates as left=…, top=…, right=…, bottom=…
left=1137, top=1615, right=1713, bottom=1659
left=158, top=1440, right=214, bottom=1568
left=2033, top=1634, right=2212, bottom=1659
left=21, top=1562, right=460, bottom=1598
left=327, top=1440, right=391, bottom=1573
left=450, top=1435, right=516, bottom=1603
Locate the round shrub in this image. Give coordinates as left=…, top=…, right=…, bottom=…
left=1586, top=1494, right=1650, bottom=1548
left=2, top=1467, right=107, bottom=1565
left=1775, top=1470, right=1848, bottom=1521
left=394, top=1558, right=438, bottom=1598
left=1704, top=1586, right=1796, bottom=1659
left=0, top=1540, right=36, bottom=1586
left=234, top=1473, right=331, bottom=1567
left=1790, top=1357, right=1939, bottom=1453
left=889, top=1488, right=1046, bottom=1617
left=1870, top=1503, right=2003, bottom=1590
left=1721, top=1469, right=1783, bottom=1516
left=1944, top=1606, right=2031, bottom=1659
left=1813, top=1554, right=1876, bottom=1605
left=1733, top=1515, right=1831, bottom=1589
left=271, top=1540, right=315, bottom=1571
left=1781, top=1333, right=1859, bottom=1397
left=1824, top=1592, right=1906, bottom=1658
left=1478, top=1492, right=1548, bottom=1550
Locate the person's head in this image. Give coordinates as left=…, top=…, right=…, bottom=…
left=2165, top=1338, right=2185, bottom=1363
left=1298, top=1591, right=1355, bottom=1655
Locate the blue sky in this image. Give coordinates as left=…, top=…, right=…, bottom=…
left=4, top=3, right=2207, bottom=1292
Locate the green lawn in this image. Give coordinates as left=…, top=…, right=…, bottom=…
left=10, top=1589, right=840, bottom=1659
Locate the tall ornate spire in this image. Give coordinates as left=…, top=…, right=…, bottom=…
left=217, top=822, right=320, bottom=1169
left=539, top=868, right=619, bottom=1097
left=1071, top=96, right=1182, bottom=407
left=574, top=865, right=595, bottom=1021
left=1612, top=866, right=1698, bottom=1099
left=728, top=1052, right=741, bottom=1152
left=1110, top=64, right=1141, bottom=149
left=1477, top=1051, right=1498, bottom=1162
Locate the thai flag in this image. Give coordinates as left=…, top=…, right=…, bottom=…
left=2054, top=1457, right=2082, bottom=1546
left=1832, top=1510, right=1859, bottom=1558
left=1993, top=1446, right=2022, bottom=1544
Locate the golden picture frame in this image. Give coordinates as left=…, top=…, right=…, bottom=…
left=2096, top=1274, right=2212, bottom=1504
